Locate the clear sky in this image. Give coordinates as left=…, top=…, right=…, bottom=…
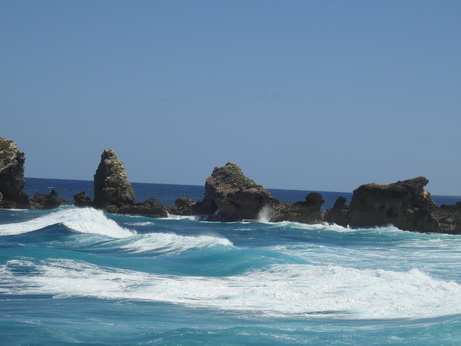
left=1, top=0, right=460, bottom=195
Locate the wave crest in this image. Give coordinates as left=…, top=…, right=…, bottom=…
left=0, top=207, right=135, bottom=238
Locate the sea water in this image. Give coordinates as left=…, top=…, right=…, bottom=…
left=2, top=179, right=461, bottom=344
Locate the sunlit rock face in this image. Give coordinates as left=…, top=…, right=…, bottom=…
left=0, top=138, right=29, bottom=208
left=199, top=162, right=274, bottom=221
left=93, top=149, right=136, bottom=209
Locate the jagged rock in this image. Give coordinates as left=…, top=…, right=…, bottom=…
left=117, top=198, right=168, bottom=218
left=325, top=196, right=349, bottom=226
left=432, top=202, right=461, bottom=234
left=201, top=162, right=274, bottom=221
left=171, top=197, right=194, bottom=215
left=93, top=149, right=136, bottom=209
left=30, top=189, right=69, bottom=209
left=348, top=177, right=438, bottom=232
left=73, top=191, right=92, bottom=207
left=0, top=138, right=30, bottom=208
left=271, top=192, right=325, bottom=224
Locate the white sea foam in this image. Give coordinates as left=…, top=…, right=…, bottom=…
left=164, top=214, right=199, bottom=221
left=4, top=259, right=461, bottom=320
left=257, top=205, right=273, bottom=223
left=0, top=207, right=135, bottom=238
left=118, top=232, right=233, bottom=254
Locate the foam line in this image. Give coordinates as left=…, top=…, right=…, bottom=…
left=0, top=207, right=135, bottom=238
left=3, top=259, right=461, bottom=320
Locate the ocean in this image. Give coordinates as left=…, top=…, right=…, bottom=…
left=2, top=178, right=461, bottom=344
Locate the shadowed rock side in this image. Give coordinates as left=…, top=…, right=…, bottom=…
left=325, top=196, right=349, bottom=227
left=347, top=177, right=461, bottom=234
left=196, top=162, right=274, bottom=221
left=271, top=192, right=325, bottom=224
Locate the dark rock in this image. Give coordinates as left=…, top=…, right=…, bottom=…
left=201, top=162, right=274, bottom=221
left=348, top=177, right=438, bottom=232
left=171, top=197, right=195, bottom=215
left=30, top=189, right=70, bottom=209
left=117, top=198, right=169, bottom=218
left=191, top=197, right=218, bottom=215
left=430, top=202, right=461, bottom=234
left=0, top=138, right=30, bottom=208
left=325, top=196, right=349, bottom=227
left=73, top=191, right=92, bottom=207
left=271, top=192, right=325, bottom=223
left=93, top=149, right=136, bottom=209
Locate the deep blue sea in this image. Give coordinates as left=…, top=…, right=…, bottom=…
left=2, top=178, right=461, bottom=344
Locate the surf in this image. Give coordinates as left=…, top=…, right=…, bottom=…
left=0, top=207, right=135, bottom=238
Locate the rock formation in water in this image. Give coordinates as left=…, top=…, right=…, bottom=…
left=2, top=137, right=461, bottom=234
left=73, top=191, right=92, bottom=207
left=196, top=162, right=274, bottom=221
left=30, top=189, right=70, bottom=209
left=93, top=149, right=136, bottom=209
left=324, top=196, right=349, bottom=227
left=0, top=138, right=30, bottom=208
left=432, top=202, right=461, bottom=234
left=117, top=198, right=169, bottom=218
left=347, top=177, right=448, bottom=233
left=93, top=149, right=168, bottom=217
left=271, top=192, right=325, bottom=224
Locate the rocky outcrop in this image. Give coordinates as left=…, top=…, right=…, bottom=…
left=199, top=162, right=274, bottom=221
left=93, top=149, right=136, bottom=209
left=116, top=198, right=169, bottom=218
left=271, top=192, right=325, bottom=224
left=432, top=202, right=461, bottom=234
left=92, top=149, right=169, bottom=217
left=73, top=191, right=92, bottom=207
left=171, top=197, right=195, bottom=215
left=325, top=196, right=349, bottom=227
left=348, top=177, right=438, bottom=232
left=30, top=190, right=70, bottom=209
left=0, top=138, right=30, bottom=208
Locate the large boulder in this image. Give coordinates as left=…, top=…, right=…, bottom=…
left=271, top=192, right=325, bottom=224
left=0, top=138, right=29, bottom=208
left=348, top=177, right=438, bottom=232
left=93, top=149, right=136, bottom=209
left=200, top=162, right=274, bottom=221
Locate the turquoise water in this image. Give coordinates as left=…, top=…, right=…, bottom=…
left=2, top=179, right=461, bottom=344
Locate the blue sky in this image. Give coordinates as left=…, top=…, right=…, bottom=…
left=2, top=0, right=460, bottom=195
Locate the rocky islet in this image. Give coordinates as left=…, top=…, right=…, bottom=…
left=1, top=137, right=461, bottom=234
